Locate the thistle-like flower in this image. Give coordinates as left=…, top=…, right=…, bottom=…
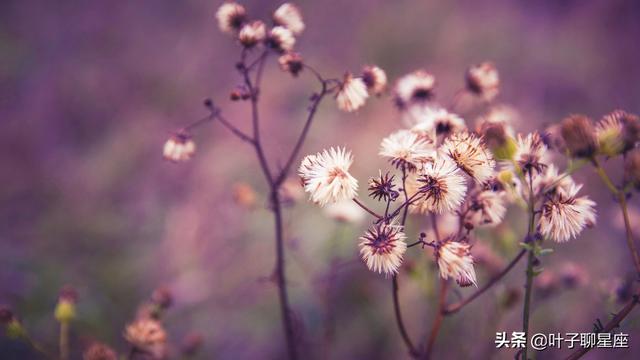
left=379, top=129, right=435, bottom=172
left=298, top=147, right=358, bottom=206
left=529, top=164, right=575, bottom=198
left=163, top=133, right=196, bottom=162
left=464, top=190, right=507, bottom=228
left=466, top=62, right=499, bottom=101
left=410, top=106, right=466, bottom=139
left=267, top=26, right=296, bottom=53
left=215, top=2, right=247, bottom=34
left=368, top=171, right=397, bottom=202
left=413, top=158, right=467, bottom=214
left=475, top=105, right=517, bottom=137
left=596, top=110, right=640, bottom=156
left=394, top=70, right=436, bottom=109
left=273, top=3, right=305, bottom=35
left=361, top=65, right=387, bottom=96
left=512, top=132, right=548, bottom=175
left=335, top=73, right=369, bottom=112
left=238, top=20, right=266, bottom=48
left=124, top=318, right=167, bottom=358
left=436, top=239, right=477, bottom=287
left=278, top=52, right=304, bottom=76
left=560, top=114, right=598, bottom=158
left=359, top=223, right=407, bottom=276
left=538, top=184, right=596, bottom=242
left=441, top=131, right=495, bottom=183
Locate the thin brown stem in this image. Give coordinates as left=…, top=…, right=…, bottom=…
left=521, top=171, right=537, bottom=360
left=59, top=321, right=69, bottom=360
left=392, top=275, right=420, bottom=358
left=352, top=198, right=383, bottom=219
left=443, top=249, right=526, bottom=315
left=424, top=279, right=448, bottom=359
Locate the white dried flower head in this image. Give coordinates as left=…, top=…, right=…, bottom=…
left=465, top=190, right=507, bottom=227
left=163, top=133, right=196, bottom=162
left=436, top=239, right=477, bottom=287
left=238, top=20, right=266, bottom=48
left=361, top=65, right=387, bottom=96
left=527, top=164, right=575, bottom=199
left=412, top=158, right=467, bottom=214
left=323, top=200, right=366, bottom=224
left=539, top=184, right=596, bottom=242
left=124, top=319, right=167, bottom=357
left=359, top=223, right=407, bottom=276
left=273, top=3, right=305, bottom=35
left=476, top=105, right=518, bottom=137
left=267, top=26, right=295, bottom=53
left=466, top=62, right=499, bottom=101
left=394, top=70, right=436, bottom=109
left=379, top=129, right=436, bottom=172
left=410, top=106, right=466, bottom=139
left=441, top=131, right=495, bottom=183
left=596, top=111, right=625, bottom=156
left=335, top=73, right=369, bottom=112
left=215, top=2, right=247, bottom=34
left=512, top=132, right=548, bottom=175
left=278, top=52, right=303, bottom=76
left=298, top=147, right=358, bottom=206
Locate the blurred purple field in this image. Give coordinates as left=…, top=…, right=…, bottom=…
left=1, top=0, right=640, bottom=359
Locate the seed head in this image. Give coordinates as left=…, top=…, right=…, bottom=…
left=560, top=114, right=597, bottom=158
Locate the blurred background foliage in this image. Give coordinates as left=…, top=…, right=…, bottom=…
left=1, top=0, right=639, bottom=358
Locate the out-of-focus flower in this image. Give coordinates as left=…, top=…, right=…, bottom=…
left=232, top=182, right=257, bottom=209
left=273, top=3, right=305, bottom=35
left=436, top=238, right=477, bottom=287
left=163, top=133, right=196, bottom=163
left=472, top=243, right=506, bottom=277
left=560, top=114, right=597, bottom=158
left=512, top=132, right=548, bottom=175
left=216, top=2, right=247, bottom=34
left=361, top=65, right=387, bottom=96
left=529, top=164, right=575, bottom=198
left=534, top=271, right=558, bottom=298
left=298, top=147, right=358, bottom=206
left=412, top=158, right=467, bottom=214
left=278, top=52, right=304, bottom=77
left=410, top=106, right=466, bottom=140
left=466, top=62, right=499, bottom=101
left=559, top=262, right=589, bottom=289
left=539, top=184, right=596, bottom=242
left=478, top=121, right=516, bottom=161
left=83, top=342, right=118, bottom=360
left=267, top=26, right=295, bottom=53
left=359, top=223, right=407, bottom=276
left=323, top=200, right=366, bottom=224
left=464, top=190, right=506, bottom=228
left=368, top=171, right=397, bottom=202
left=238, top=20, right=266, bottom=48
left=0, top=305, right=14, bottom=325
left=476, top=105, right=518, bottom=137
left=55, top=285, right=78, bottom=323
left=596, top=110, right=640, bottom=156
left=151, top=286, right=173, bottom=310
left=379, top=129, right=435, bottom=172
left=124, top=319, right=167, bottom=358
left=441, top=131, right=495, bottom=183
left=280, top=177, right=304, bottom=205
left=625, top=148, right=640, bottom=189
left=394, top=70, right=436, bottom=109
left=335, top=73, right=368, bottom=112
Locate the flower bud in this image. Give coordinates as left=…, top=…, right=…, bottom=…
left=151, top=286, right=173, bottom=310
left=278, top=52, right=304, bottom=77
left=560, top=114, right=597, bottom=158
left=55, top=285, right=78, bottom=323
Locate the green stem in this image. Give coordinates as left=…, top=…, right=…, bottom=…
left=522, top=172, right=537, bottom=360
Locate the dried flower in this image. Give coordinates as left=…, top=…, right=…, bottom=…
left=267, top=26, right=295, bottom=53
left=410, top=107, right=466, bottom=139
left=436, top=239, right=477, bottom=287
left=513, top=132, right=548, bottom=175
left=361, top=65, right=387, bottom=96
left=278, top=52, right=304, bottom=76
left=466, top=62, right=499, bottom=101
left=215, top=2, right=247, bottom=34
left=476, top=105, right=517, bottom=137
left=335, top=73, right=369, bottom=112
left=163, top=133, right=196, bottom=163
left=124, top=319, right=167, bottom=357
left=83, top=342, right=118, bottom=360
left=359, top=223, right=407, bottom=276
left=379, top=129, right=435, bottom=172
left=368, top=171, right=397, bottom=202
left=273, top=3, right=305, bottom=35
left=298, top=147, right=358, bottom=206
left=323, top=200, right=366, bottom=224
left=464, top=190, right=506, bottom=227
left=539, top=184, right=596, bottom=242
left=560, top=114, right=597, bottom=158
left=394, top=70, right=436, bottom=109
left=238, top=20, right=266, bottom=48
left=441, top=131, right=495, bottom=183
left=596, top=110, right=640, bottom=156
left=478, top=122, right=516, bottom=160
left=413, top=158, right=467, bottom=214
